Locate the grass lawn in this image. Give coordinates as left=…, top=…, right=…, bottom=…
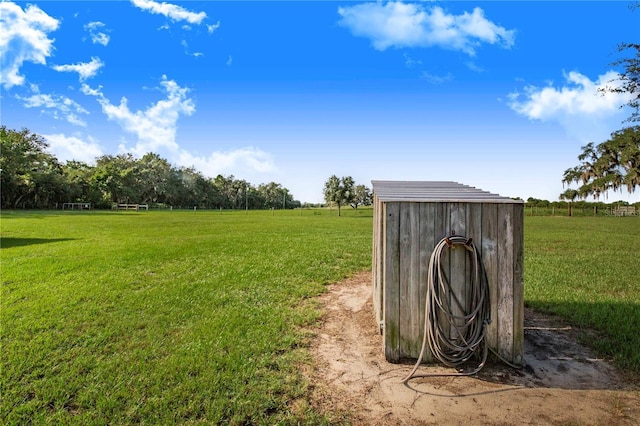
left=1, top=209, right=372, bottom=424
left=524, top=216, right=640, bottom=373
left=1, top=210, right=638, bottom=424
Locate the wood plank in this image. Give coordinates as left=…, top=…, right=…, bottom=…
left=383, top=202, right=401, bottom=362
left=419, top=202, right=436, bottom=362
left=465, top=203, right=483, bottom=276
left=435, top=202, right=451, bottom=342
left=372, top=196, right=377, bottom=318
left=512, top=203, right=525, bottom=365
left=399, top=203, right=421, bottom=358
left=450, top=202, right=467, bottom=341
left=466, top=203, right=484, bottom=331
left=372, top=195, right=383, bottom=323
left=481, top=203, right=498, bottom=353
left=497, top=203, right=515, bottom=361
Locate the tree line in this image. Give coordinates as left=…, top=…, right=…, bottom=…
left=0, top=126, right=301, bottom=210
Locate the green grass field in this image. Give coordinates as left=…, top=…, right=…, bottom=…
left=1, top=210, right=639, bottom=424
left=524, top=216, right=640, bottom=373
left=1, top=209, right=372, bottom=424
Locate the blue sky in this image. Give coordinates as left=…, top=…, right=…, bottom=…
left=1, top=1, right=639, bottom=203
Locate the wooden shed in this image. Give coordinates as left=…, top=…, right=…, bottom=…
left=371, top=181, right=524, bottom=366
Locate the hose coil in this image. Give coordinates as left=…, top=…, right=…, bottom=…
left=402, top=235, right=490, bottom=383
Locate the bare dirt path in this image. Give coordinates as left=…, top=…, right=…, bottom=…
left=308, top=272, right=640, bottom=425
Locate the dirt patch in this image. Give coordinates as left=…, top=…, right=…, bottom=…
left=308, top=272, right=640, bottom=425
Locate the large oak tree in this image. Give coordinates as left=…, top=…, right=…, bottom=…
left=323, top=175, right=355, bottom=216
left=563, top=6, right=639, bottom=200
left=562, top=126, right=640, bottom=200
left=0, top=126, right=63, bottom=208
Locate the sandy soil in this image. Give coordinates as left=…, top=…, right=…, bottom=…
left=308, top=272, right=640, bottom=425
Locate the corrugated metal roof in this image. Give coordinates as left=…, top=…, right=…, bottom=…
left=371, top=180, right=522, bottom=203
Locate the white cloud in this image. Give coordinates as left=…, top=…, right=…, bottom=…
left=0, top=2, right=59, bottom=89
left=131, top=0, right=206, bottom=25
left=81, top=75, right=195, bottom=155
left=207, top=21, right=220, bottom=34
left=508, top=71, right=629, bottom=119
left=465, top=61, right=484, bottom=73
left=16, top=90, right=89, bottom=127
left=80, top=84, right=102, bottom=97
left=179, top=40, right=202, bottom=57
left=421, top=71, right=452, bottom=85
left=337, top=2, right=514, bottom=55
left=178, top=147, right=278, bottom=177
left=52, top=57, right=104, bottom=81
left=44, top=133, right=104, bottom=163
left=403, top=52, right=421, bottom=68
left=507, top=70, right=633, bottom=141
left=226, top=55, right=233, bottom=67
left=80, top=75, right=275, bottom=178
left=84, top=21, right=110, bottom=46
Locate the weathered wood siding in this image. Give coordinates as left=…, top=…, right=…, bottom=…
left=372, top=182, right=524, bottom=365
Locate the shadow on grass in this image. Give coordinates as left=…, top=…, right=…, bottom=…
left=524, top=300, right=640, bottom=383
left=0, top=237, right=76, bottom=248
